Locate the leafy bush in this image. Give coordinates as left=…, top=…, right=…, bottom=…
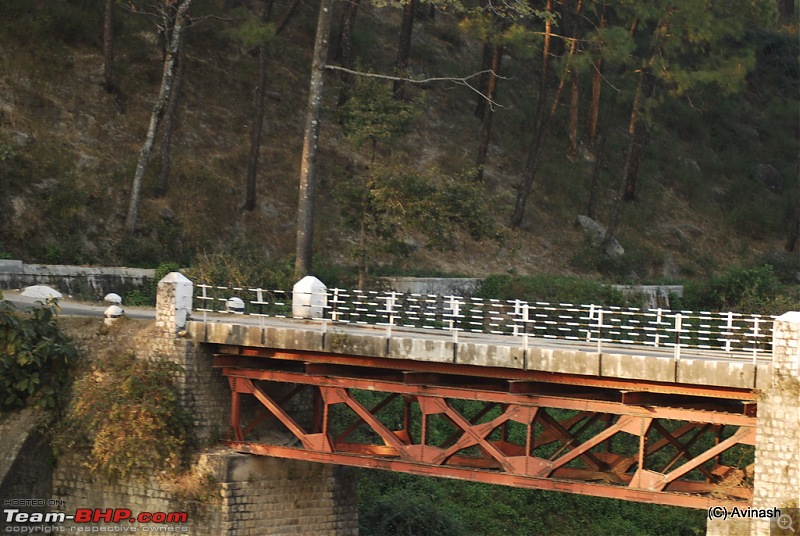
left=680, top=265, right=800, bottom=314
left=0, top=300, right=78, bottom=410
left=759, top=251, right=800, bottom=284
left=124, top=290, right=149, bottom=306
left=358, top=469, right=705, bottom=536
left=479, top=274, right=628, bottom=306
left=55, top=352, right=193, bottom=482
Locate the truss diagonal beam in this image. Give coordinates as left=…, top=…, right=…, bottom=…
left=660, top=427, right=755, bottom=490
left=329, top=387, right=414, bottom=461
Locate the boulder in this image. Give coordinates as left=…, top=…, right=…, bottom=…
left=662, top=252, right=679, bottom=279
left=576, top=215, right=625, bottom=257
left=12, top=131, right=33, bottom=147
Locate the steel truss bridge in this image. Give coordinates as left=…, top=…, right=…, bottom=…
left=194, top=284, right=769, bottom=510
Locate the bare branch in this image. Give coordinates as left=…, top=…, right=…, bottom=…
left=325, top=65, right=509, bottom=109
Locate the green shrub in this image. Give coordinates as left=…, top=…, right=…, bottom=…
left=124, top=290, right=149, bottom=306
left=0, top=300, right=78, bottom=410
left=759, top=251, right=800, bottom=284
left=0, top=243, right=13, bottom=260
left=680, top=265, right=800, bottom=314
left=479, top=274, right=628, bottom=306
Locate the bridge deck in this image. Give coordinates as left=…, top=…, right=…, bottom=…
left=188, top=315, right=770, bottom=392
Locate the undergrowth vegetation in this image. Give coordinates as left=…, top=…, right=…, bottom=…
left=480, top=274, right=630, bottom=305
left=54, top=351, right=193, bottom=482
left=680, top=265, right=800, bottom=314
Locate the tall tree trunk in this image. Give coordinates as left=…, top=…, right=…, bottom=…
left=242, top=42, right=269, bottom=212
left=241, top=0, right=298, bottom=211
left=475, top=41, right=493, bottom=119
left=336, top=0, right=361, bottom=107
left=602, top=130, right=635, bottom=252
left=778, top=0, right=796, bottom=21
left=510, top=0, right=583, bottom=229
left=157, top=34, right=186, bottom=199
left=295, top=0, right=334, bottom=279
left=357, top=208, right=367, bottom=289
left=586, top=6, right=606, bottom=145
left=786, top=185, right=800, bottom=252
left=393, top=0, right=417, bottom=97
left=125, top=0, right=193, bottom=233
left=102, top=0, right=116, bottom=93
left=509, top=0, right=553, bottom=230
left=587, top=60, right=602, bottom=145
left=622, top=70, right=655, bottom=202
left=475, top=44, right=503, bottom=182
left=567, top=67, right=579, bottom=160
left=586, top=130, right=606, bottom=220
left=586, top=93, right=615, bottom=220
left=603, top=74, right=643, bottom=248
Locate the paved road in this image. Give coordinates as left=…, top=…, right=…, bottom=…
left=1, top=289, right=156, bottom=320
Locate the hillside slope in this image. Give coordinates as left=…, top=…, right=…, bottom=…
left=0, top=1, right=797, bottom=286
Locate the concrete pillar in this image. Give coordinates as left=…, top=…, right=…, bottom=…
left=748, top=311, right=800, bottom=535
left=156, top=271, right=193, bottom=335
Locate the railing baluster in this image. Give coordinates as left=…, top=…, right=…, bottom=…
left=596, top=308, right=603, bottom=354
left=674, top=313, right=683, bottom=361
left=752, top=318, right=759, bottom=364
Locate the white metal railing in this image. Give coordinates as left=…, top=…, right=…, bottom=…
left=193, top=284, right=775, bottom=363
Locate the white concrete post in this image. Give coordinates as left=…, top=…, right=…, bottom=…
left=156, top=272, right=193, bottom=335
left=292, top=276, right=327, bottom=319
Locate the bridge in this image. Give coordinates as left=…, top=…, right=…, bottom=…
left=147, top=273, right=794, bottom=534
left=20, top=272, right=794, bottom=535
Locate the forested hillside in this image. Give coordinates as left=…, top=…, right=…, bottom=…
left=0, top=0, right=797, bottom=289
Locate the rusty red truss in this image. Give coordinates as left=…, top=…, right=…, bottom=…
left=215, top=349, right=756, bottom=509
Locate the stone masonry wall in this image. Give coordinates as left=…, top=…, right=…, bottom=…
left=50, top=273, right=359, bottom=534
left=750, top=312, right=800, bottom=535
left=52, top=452, right=358, bottom=535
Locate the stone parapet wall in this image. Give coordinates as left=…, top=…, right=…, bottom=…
left=0, top=260, right=154, bottom=299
